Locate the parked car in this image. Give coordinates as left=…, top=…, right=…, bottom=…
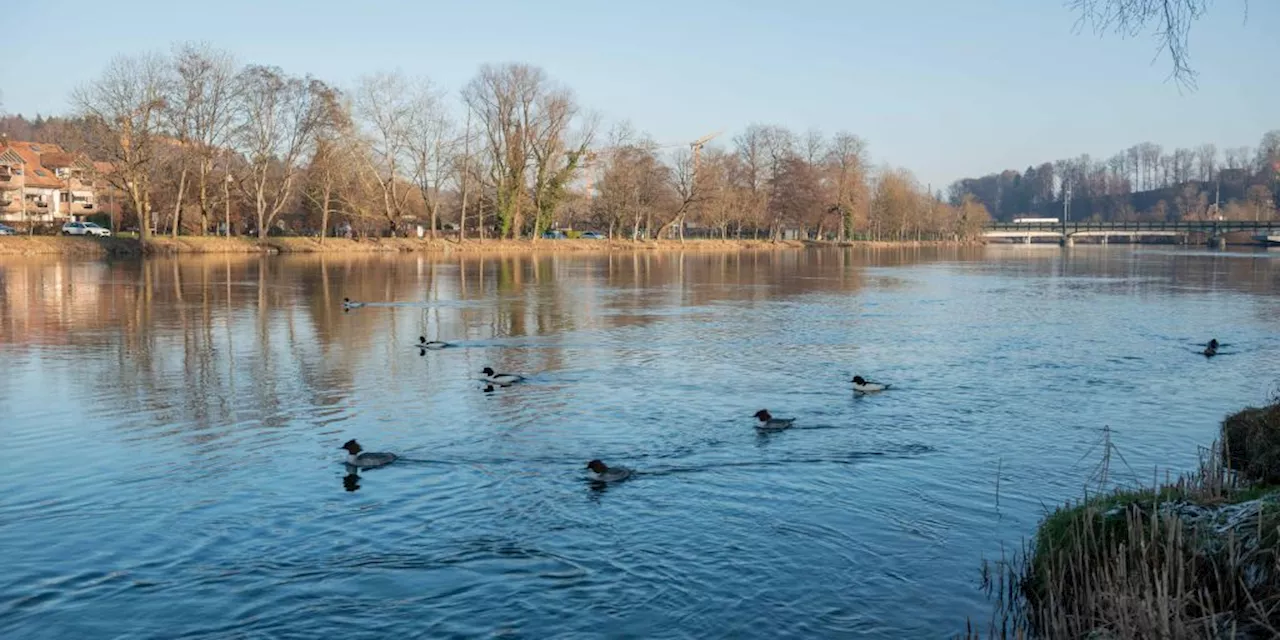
left=0, top=224, right=16, bottom=236
left=542, top=230, right=567, bottom=239
left=62, top=221, right=112, bottom=237
left=580, top=231, right=607, bottom=240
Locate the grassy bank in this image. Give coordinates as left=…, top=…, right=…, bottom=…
left=0, top=235, right=812, bottom=257
left=973, top=399, right=1280, bottom=638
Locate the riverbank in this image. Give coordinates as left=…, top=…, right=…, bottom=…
left=974, top=399, right=1280, bottom=638
left=0, top=235, right=824, bottom=257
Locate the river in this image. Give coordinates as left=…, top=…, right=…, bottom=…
left=1, top=246, right=1277, bottom=638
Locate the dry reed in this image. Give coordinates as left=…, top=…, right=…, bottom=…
left=966, top=402, right=1280, bottom=639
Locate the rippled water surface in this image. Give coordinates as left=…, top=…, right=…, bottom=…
left=2, top=246, right=1279, bottom=638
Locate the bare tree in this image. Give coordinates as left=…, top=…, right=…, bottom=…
left=354, top=72, right=416, bottom=235
left=464, top=64, right=541, bottom=239
left=655, top=148, right=698, bottom=241
left=826, top=132, right=868, bottom=240
left=74, top=52, right=171, bottom=242
left=232, top=65, right=334, bottom=241
left=169, top=43, right=239, bottom=236
left=455, top=109, right=477, bottom=241
left=1070, top=0, right=1218, bottom=87
left=1257, top=130, right=1280, bottom=173
left=527, top=90, right=594, bottom=238
left=1246, top=184, right=1275, bottom=221
left=1171, top=147, right=1194, bottom=184
left=302, top=104, right=355, bottom=244
left=1224, top=146, right=1252, bottom=172
left=406, top=82, right=454, bottom=239
left=1195, top=143, right=1217, bottom=182
left=1174, top=182, right=1208, bottom=220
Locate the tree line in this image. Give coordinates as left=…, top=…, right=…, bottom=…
left=949, top=132, right=1280, bottom=224
left=2, top=42, right=990, bottom=243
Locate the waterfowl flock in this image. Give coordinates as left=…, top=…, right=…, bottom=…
left=338, top=298, right=1225, bottom=483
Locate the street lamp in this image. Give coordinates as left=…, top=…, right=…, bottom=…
left=224, top=174, right=233, bottom=237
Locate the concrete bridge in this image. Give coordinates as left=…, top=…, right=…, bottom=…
left=983, top=220, right=1280, bottom=247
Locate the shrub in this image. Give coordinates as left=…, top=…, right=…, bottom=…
left=1222, top=403, right=1280, bottom=484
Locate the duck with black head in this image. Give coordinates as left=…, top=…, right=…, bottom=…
left=1203, top=339, right=1219, bottom=357
left=342, top=297, right=365, bottom=311
left=852, top=375, right=890, bottom=393
left=753, top=409, right=795, bottom=431
left=417, top=336, right=450, bottom=350
left=586, top=459, right=632, bottom=483
left=481, top=367, right=525, bottom=386
left=340, top=439, right=398, bottom=469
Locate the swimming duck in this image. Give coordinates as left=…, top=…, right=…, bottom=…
left=342, top=297, right=364, bottom=310
left=417, top=336, right=450, bottom=350
left=1203, top=339, right=1219, bottom=357
left=852, top=376, right=890, bottom=393
left=753, top=409, right=795, bottom=431
left=481, top=367, right=525, bottom=386
left=340, top=439, right=398, bottom=469
left=586, top=459, right=632, bottom=483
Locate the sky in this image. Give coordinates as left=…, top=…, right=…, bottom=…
left=2, top=0, right=1276, bottom=188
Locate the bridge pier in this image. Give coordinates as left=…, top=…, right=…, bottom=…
left=1210, top=235, right=1227, bottom=250
left=1060, top=235, right=1074, bottom=248
left=1023, top=235, right=1032, bottom=245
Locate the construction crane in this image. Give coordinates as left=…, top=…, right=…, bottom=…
left=689, top=130, right=723, bottom=176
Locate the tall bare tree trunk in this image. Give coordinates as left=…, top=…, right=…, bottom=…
left=319, top=184, right=332, bottom=246
left=223, top=175, right=231, bottom=237
left=430, top=200, right=439, bottom=240
left=197, top=162, right=210, bottom=236
left=171, top=164, right=189, bottom=237
left=460, top=116, right=470, bottom=242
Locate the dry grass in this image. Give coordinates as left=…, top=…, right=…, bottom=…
left=0, top=235, right=805, bottom=257
left=968, top=404, right=1280, bottom=639
left=1222, top=402, right=1280, bottom=485
left=0, top=235, right=114, bottom=257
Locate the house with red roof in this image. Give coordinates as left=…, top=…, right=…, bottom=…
left=0, top=138, right=99, bottom=227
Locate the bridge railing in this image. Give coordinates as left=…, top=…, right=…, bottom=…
left=985, top=220, right=1280, bottom=232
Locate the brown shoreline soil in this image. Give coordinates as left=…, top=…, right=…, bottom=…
left=0, top=236, right=943, bottom=258
left=0, top=235, right=1000, bottom=258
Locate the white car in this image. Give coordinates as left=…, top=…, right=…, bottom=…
left=62, top=221, right=111, bottom=237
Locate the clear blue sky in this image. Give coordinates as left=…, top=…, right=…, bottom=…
left=2, top=0, right=1276, bottom=188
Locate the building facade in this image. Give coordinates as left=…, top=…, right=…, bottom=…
left=0, top=140, right=99, bottom=227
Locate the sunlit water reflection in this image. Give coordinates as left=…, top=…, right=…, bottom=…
left=1, top=246, right=1278, bottom=638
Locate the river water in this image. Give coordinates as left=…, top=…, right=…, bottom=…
left=1, top=246, right=1277, bottom=639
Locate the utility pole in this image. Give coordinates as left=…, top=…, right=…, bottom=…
left=1064, top=179, right=1072, bottom=224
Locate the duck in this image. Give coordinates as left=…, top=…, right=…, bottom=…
left=586, top=459, right=632, bottom=483
left=753, top=409, right=795, bottom=431
left=1203, top=339, right=1219, bottom=357
left=852, top=375, right=890, bottom=393
left=481, top=367, right=525, bottom=386
left=340, top=439, right=398, bottom=469
left=342, top=297, right=365, bottom=310
left=417, top=336, right=450, bottom=350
